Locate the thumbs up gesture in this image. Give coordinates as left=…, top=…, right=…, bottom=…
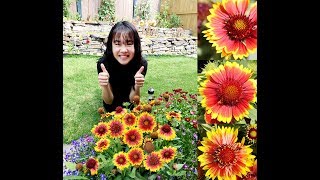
left=98, top=63, right=110, bottom=87
left=134, top=66, right=145, bottom=88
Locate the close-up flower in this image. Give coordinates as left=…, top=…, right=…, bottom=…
left=137, top=112, right=156, bottom=133
left=199, top=61, right=257, bottom=123
left=113, top=152, right=130, bottom=170
left=127, top=147, right=144, bottom=166
left=94, top=138, right=110, bottom=152
left=91, top=122, right=109, bottom=138
left=108, top=119, right=125, bottom=138
left=237, top=159, right=257, bottom=180
left=203, top=0, right=257, bottom=60
left=157, top=124, right=176, bottom=141
left=144, top=152, right=164, bottom=172
left=198, top=126, right=255, bottom=180
left=85, top=157, right=99, bottom=175
left=159, top=146, right=177, bottom=163
left=123, top=128, right=143, bottom=147
left=123, top=113, right=137, bottom=127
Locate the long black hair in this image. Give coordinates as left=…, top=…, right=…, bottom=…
left=97, top=21, right=146, bottom=91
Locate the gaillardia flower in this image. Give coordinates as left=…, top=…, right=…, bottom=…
left=108, top=119, right=124, bottom=138
left=85, top=157, right=99, bottom=175
left=138, top=112, right=156, bottom=133
left=203, top=0, right=257, bottom=60
left=159, top=146, right=177, bottom=163
left=123, top=113, right=137, bottom=127
left=246, top=124, right=257, bottom=144
left=123, top=128, right=143, bottom=147
left=94, top=138, right=110, bottom=152
left=144, top=152, right=163, bottom=172
left=113, top=152, right=130, bottom=170
left=198, top=126, right=255, bottom=180
left=127, top=148, right=144, bottom=166
left=199, top=61, right=257, bottom=123
left=165, top=111, right=182, bottom=121
left=157, top=124, right=176, bottom=141
left=91, top=122, right=108, bottom=138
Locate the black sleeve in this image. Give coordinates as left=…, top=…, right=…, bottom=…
left=97, top=60, right=102, bottom=74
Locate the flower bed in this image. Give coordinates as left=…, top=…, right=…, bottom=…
left=63, top=88, right=199, bottom=180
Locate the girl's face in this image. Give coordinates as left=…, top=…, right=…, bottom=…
left=112, top=34, right=135, bottom=65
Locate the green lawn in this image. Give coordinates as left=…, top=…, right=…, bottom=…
left=63, top=54, right=198, bottom=143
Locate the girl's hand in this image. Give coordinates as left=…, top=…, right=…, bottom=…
left=134, top=66, right=145, bottom=87
left=98, top=64, right=110, bottom=87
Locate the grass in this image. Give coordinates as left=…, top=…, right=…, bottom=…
left=63, top=54, right=198, bottom=143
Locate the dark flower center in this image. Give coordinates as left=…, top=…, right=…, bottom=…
left=219, top=82, right=242, bottom=105
left=98, top=126, right=107, bottom=134
left=164, top=151, right=170, bottom=157
left=110, top=122, right=121, bottom=132
left=86, top=158, right=96, bottom=169
left=99, top=141, right=106, bottom=147
left=133, top=154, right=139, bottom=159
left=149, top=155, right=160, bottom=166
left=214, top=144, right=238, bottom=167
left=224, top=14, right=256, bottom=41
left=126, top=117, right=133, bottom=123
left=161, top=124, right=171, bottom=133
left=144, top=119, right=150, bottom=126
left=130, top=134, right=136, bottom=141
left=118, top=157, right=125, bottom=163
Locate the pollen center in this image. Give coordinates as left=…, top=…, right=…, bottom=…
left=225, top=14, right=255, bottom=41
left=249, top=130, right=257, bottom=138
left=111, top=123, right=121, bottom=132
left=234, top=19, right=246, bottom=31
left=119, top=158, right=124, bottom=163
left=144, top=120, right=149, bottom=125
left=214, top=145, right=237, bottom=167
left=98, top=127, right=106, bottom=134
left=149, top=156, right=159, bottom=165
left=162, top=125, right=171, bottom=133
left=133, top=154, right=138, bottom=159
left=130, top=135, right=136, bottom=140
left=224, top=85, right=239, bottom=100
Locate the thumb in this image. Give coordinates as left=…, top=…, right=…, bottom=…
left=100, top=63, right=107, bottom=72
left=136, top=66, right=144, bottom=75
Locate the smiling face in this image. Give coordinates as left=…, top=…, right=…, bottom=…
left=112, top=33, right=135, bottom=65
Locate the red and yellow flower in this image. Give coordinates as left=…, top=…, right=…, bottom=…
left=123, top=113, right=137, bottom=128
left=123, top=128, right=143, bottom=147
left=108, top=119, right=124, bottom=138
left=159, top=146, right=177, bottom=163
left=157, top=124, right=176, bottom=141
left=114, top=106, right=127, bottom=118
left=91, top=122, right=108, bottom=138
left=144, top=152, right=163, bottom=172
left=237, top=159, right=257, bottom=180
left=127, top=148, right=144, bottom=166
left=165, top=111, right=182, bottom=121
left=94, top=138, right=110, bottom=152
left=203, top=0, right=257, bottom=60
left=246, top=123, right=257, bottom=144
left=113, top=152, right=130, bottom=170
left=137, top=112, right=156, bottom=133
left=199, top=61, right=257, bottom=123
left=198, top=126, right=255, bottom=180
left=85, top=157, right=99, bottom=175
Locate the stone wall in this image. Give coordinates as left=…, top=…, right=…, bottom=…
left=63, top=21, right=197, bottom=57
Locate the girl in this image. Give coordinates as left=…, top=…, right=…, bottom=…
left=97, top=21, right=148, bottom=112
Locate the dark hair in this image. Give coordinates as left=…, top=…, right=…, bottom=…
left=97, top=21, right=146, bottom=90
left=99, top=21, right=143, bottom=71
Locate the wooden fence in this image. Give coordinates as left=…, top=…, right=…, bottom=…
left=67, top=0, right=197, bottom=35
left=161, top=0, right=197, bottom=36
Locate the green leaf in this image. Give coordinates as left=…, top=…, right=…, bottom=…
left=148, top=174, right=158, bottom=180
left=166, top=171, right=173, bottom=176
left=64, top=162, right=76, bottom=171
left=200, top=123, right=213, bottom=132
left=129, top=167, right=136, bottom=178
left=114, top=175, right=122, bottom=180
left=63, top=176, right=89, bottom=179
left=248, top=108, right=257, bottom=121
left=174, top=164, right=184, bottom=171
left=174, top=170, right=186, bottom=176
